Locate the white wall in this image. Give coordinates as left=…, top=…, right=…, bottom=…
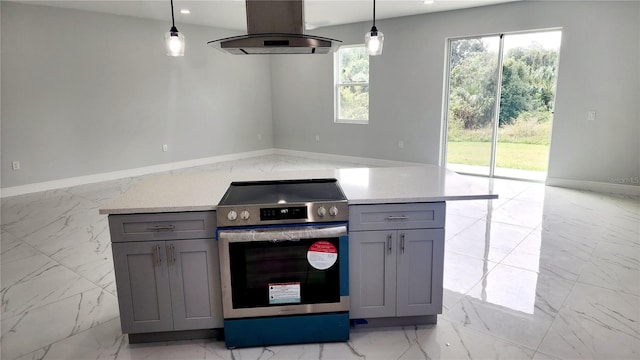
left=1, top=2, right=274, bottom=188
left=273, top=1, right=640, bottom=186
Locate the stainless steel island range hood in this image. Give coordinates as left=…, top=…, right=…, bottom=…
left=208, top=0, right=341, bottom=55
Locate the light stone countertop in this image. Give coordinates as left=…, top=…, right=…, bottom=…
left=99, top=165, right=498, bottom=215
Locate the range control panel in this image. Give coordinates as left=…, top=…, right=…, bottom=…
left=260, top=206, right=308, bottom=221
left=217, top=202, right=348, bottom=227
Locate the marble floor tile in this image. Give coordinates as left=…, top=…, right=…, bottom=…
left=347, top=320, right=536, bottom=359
left=600, top=210, right=640, bottom=247
left=17, top=204, right=105, bottom=253
left=531, top=351, right=563, bottom=360
left=444, top=213, right=481, bottom=240
left=1, top=252, right=96, bottom=318
left=1, top=287, right=119, bottom=359
left=502, top=229, right=593, bottom=281
left=537, top=282, right=640, bottom=359
left=510, top=183, right=546, bottom=204
left=63, top=177, right=140, bottom=205
left=445, top=219, right=534, bottom=263
left=1, top=154, right=638, bottom=360
left=577, top=241, right=640, bottom=296
left=1, top=192, right=101, bottom=240
left=446, top=199, right=491, bottom=219
left=442, top=264, right=574, bottom=349
left=489, top=178, right=537, bottom=200
left=442, top=251, right=498, bottom=310
left=25, top=214, right=116, bottom=290
left=15, top=318, right=231, bottom=360
left=1, top=231, right=40, bottom=265
left=491, top=199, right=544, bottom=228
left=412, top=320, right=536, bottom=359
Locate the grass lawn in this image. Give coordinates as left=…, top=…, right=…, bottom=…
left=447, top=141, right=550, bottom=171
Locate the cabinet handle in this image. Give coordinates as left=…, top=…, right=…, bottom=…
left=148, top=225, right=175, bottom=232
left=386, top=215, right=408, bottom=221
left=400, top=233, right=405, bottom=254
left=154, top=245, right=162, bottom=267
left=168, top=244, right=176, bottom=265
left=387, top=234, right=392, bottom=255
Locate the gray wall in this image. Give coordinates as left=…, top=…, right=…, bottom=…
left=2, top=1, right=639, bottom=189
left=273, top=1, right=640, bottom=185
left=1, top=2, right=273, bottom=188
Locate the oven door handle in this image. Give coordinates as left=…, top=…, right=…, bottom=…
left=218, top=225, right=347, bottom=242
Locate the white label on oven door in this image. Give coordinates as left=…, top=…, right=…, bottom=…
left=307, top=241, right=338, bottom=270
left=269, top=282, right=301, bottom=305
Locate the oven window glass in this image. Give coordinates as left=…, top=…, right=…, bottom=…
left=229, top=237, right=340, bottom=308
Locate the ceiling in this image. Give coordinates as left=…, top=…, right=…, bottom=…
left=16, top=0, right=519, bottom=31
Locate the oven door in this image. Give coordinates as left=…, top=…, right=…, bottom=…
left=217, top=224, right=349, bottom=319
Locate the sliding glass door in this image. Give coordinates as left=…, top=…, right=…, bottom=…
left=444, top=36, right=501, bottom=177
left=443, top=30, right=562, bottom=181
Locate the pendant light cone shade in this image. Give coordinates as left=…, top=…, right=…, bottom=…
left=165, top=0, right=185, bottom=56
left=365, top=0, right=383, bottom=56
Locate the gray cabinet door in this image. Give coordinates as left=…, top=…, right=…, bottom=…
left=112, top=241, right=173, bottom=334
left=396, top=229, right=444, bottom=317
left=349, top=231, right=397, bottom=319
left=168, top=239, right=223, bottom=330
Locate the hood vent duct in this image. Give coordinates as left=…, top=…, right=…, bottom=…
left=208, top=0, right=341, bottom=55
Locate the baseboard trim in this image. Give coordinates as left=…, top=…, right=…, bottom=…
left=6, top=150, right=634, bottom=198
left=273, top=148, right=423, bottom=168
left=0, top=149, right=274, bottom=198
left=546, top=177, right=640, bottom=196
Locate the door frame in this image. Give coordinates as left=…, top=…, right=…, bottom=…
left=440, top=28, right=562, bottom=181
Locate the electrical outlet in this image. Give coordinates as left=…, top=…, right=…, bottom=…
left=315, top=135, right=320, bottom=142
left=12, top=161, right=21, bottom=170
left=162, top=144, right=168, bottom=152
left=257, top=133, right=262, bottom=141
left=398, top=140, right=404, bottom=149
left=587, top=110, right=596, bottom=121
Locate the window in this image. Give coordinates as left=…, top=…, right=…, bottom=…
left=334, top=45, right=369, bottom=124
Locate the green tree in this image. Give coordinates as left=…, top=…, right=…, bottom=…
left=448, top=39, right=560, bottom=129
left=449, top=51, right=498, bottom=128
left=338, top=47, right=369, bottom=120
left=450, top=38, right=487, bottom=68
left=499, top=57, right=531, bottom=125
left=499, top=45, right=559, bottom=124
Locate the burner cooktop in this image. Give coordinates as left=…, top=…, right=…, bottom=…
left=219, top=179, right=347, bottom=206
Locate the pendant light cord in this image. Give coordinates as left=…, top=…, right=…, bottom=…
left=170, top=0, right=176, bottom=29
left=372, top=0, right=376, bottom=27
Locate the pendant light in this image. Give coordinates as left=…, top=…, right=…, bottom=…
left=365, top=0, right=384, bottom=56
left=165, top=0, right=185, bottom=56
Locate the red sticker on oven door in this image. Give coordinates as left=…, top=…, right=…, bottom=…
left=307, top=241, right=338, bottom=270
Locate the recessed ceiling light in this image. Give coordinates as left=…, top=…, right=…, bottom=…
left=180, top=9, right=190, bottom=14
left=423, top=0, right=435, bottom=4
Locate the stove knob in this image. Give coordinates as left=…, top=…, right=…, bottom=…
left=329, top=206, right=339, bottom=217
left=240, top=210, right=250, bottom=221
left=227, top=210, right=238, bottom=221
left=317, top=206, right=327, bottom=217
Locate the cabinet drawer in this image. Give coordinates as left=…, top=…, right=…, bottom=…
left=349, top=203, right=445, bottom=231
left=109, top=212, right=216, bottom=242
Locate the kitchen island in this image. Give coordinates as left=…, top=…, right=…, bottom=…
left=100, top=165, right=497, bottom=343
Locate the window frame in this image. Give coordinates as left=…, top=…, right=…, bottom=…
left=334, top=44, right=369, bottom=125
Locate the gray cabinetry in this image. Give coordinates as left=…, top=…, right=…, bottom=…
left=109, top=212, right=222, bottom=335
left=349, top=203, right=445, bottom=321
left=396, top=229, right=444, bottom=317
left=112, top=241, right=173, bottom=333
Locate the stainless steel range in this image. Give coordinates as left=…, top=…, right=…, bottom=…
left=216, top=178, right=350, bottom=349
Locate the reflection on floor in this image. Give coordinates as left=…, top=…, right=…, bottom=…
left=447, top=163, right=547, bottom=182
left=2, top=154, right=639, bottom=359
